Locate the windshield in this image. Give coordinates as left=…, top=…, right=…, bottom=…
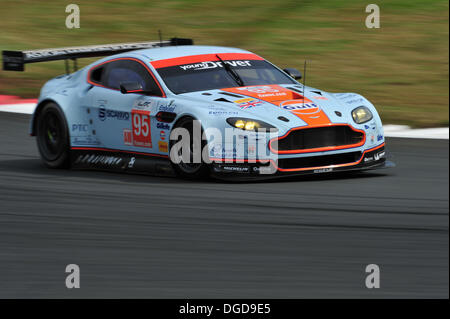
left=152, top=54, right=297, bottom=94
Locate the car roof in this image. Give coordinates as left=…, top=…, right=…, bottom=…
left=131, top=45, right=256, bottom=62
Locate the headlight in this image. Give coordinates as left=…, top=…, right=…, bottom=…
left=226, top=117, right=278, bottom=132
left=352, top=106, right=373, bottom=124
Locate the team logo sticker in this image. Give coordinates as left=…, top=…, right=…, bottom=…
left=279, top=99, right=320, bottom=115
left=123, top=110, right=152, bottom=148
left=234, top=98, right=263, bottom=109
left=236, top=86, right=279, bottom=94
left=234, top=85, right=288, bottom=99
left=158, top=141, right=168, bottom=153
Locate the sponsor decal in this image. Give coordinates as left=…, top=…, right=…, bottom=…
left=159, top=105, right=176, bottom=112
left=72, top=136, right=101, bottom=146
left=123, top=129, right=133, bottom=146
left=75, top=154, right=123, bottom=166
left=234, top=98, right=254, bottom=104
left=220, top=166, right=250, bottom=173
left=133, top=100, right=153, bottom=110
left=160, top=130, right=166, bottom=141
left=237, top=87, right=288, bottom=99
left=334, top=93, right=365, bottom=105
left=98, top=106, right=106, bottom=120
left=364, top=125, right=370, bottom=130
left=131, top=110, right=152, bottom=148
left=209, top=110, right=239, bottom=116
left=128, top=157, right=136, bottom=168
left=377, top=134, right=383, bottom=141
left=279, top=100, right=320, bottom=115
left=24, top=43, right=161, bottom=60
left=179, top=60, right=252, bottom=71
left=208, top=105, right=238, bottom=116
left=365, top=150, right=385, bottom=162
left=234, top=98, right=263, bottom=109
left=370, top=134, right=375, bottom=143
left=313, top=168, right=333, bottom=173
left=223, top=85, right=330, bottom=124
left=345, top=98, right=365, bottom=105
left=223, top=85, right=297, bottom=101
left=72, top=124, right=89, bottom=132
left=210, top=144, right=237, bottom=158
left=237, top=86, right=279, bottom=94
left=314, top=96, right=328, bottom=100
left=156, top=122, right=170, bottom=130
left=151, top=53, right=263, bottom=69
left=248, top=144, right=257, bottom=155
left=335, top=93, right=358, bottom=99
left=374, top=150, right=385, bottom=160
left=158, top=141, right=168, bottom=153
left=158, top=100, right=176, bottom=113
left=99, top=106, right=130, bottom=121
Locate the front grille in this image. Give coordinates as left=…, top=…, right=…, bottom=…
left=272, top=125, right=364, bottom=153
left=278, top=151, right=363, bottom=169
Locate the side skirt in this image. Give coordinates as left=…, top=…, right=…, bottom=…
left=70, top=148, right=176, bottom=177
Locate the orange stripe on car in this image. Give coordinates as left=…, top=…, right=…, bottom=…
left=210, top=143, right=385, bottom=173
left=151, top=53, right=264, bottom=68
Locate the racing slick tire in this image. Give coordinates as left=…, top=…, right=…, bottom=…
left=35, top=102, right=70, bottom=169
left=169, top=116, right=210, bottom=179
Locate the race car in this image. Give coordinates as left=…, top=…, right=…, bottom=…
left=2, top=38, right=394, bottom=180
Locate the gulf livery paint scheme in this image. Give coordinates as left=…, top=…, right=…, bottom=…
left=4, top=41, right=393, bottom=179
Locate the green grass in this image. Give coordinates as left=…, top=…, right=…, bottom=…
left=0, top=0, right=448, bottom=127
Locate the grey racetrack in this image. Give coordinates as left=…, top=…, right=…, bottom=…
left=0, top=112, right=448, bottom=298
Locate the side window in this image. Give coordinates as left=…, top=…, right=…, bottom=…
left=90, top=66, right=104, bottom=83
left=90, top=59, right=163, bottom=97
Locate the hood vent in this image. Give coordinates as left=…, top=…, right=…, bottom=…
left=214, top=98, right=232, bottom=103
left=287, top=86, right=303, bottom=94
left=219, top=92, right=244, bottom=98
left=278, top=116, right=290, bottom=122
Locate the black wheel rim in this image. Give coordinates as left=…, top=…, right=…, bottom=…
left=174, top=120, right=203, bottom=174
left=39, top=110, right=64, bottom=161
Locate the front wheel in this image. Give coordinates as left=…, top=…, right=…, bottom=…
left=169, top=117, right=210, bottom=179
left=35, top=102, right=70, bottom=168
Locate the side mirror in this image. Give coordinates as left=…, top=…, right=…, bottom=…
left=120, top=82, right=144, bottom=94
left=283, top=68, right=302, bottom=80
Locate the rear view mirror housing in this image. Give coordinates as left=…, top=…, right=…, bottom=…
left=283, top=68, right=302, bottom=80
left=120, top=82, right=145, bottom=94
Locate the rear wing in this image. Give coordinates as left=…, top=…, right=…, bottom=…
left=2, top=37, right=193, bottom=72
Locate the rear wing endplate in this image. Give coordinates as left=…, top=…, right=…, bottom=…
left=2, top=37, right=193, bottom=72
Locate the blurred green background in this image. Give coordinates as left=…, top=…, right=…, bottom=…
left=0, top=0, right=448, bottom=127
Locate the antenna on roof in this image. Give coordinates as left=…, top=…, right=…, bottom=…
left=158, top=30, right=163, bottom=46
left=302, top=60, right=307, bottom=109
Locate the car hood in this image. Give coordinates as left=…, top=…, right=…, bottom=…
left=176, top=84, right=357, bottom=129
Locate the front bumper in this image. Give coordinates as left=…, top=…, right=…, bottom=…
left=211, top=143, right=394, bottom=180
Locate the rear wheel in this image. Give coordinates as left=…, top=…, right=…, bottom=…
left=36, top=103, right=70, bottom=168
left=169, top=117, right=210, bottom=179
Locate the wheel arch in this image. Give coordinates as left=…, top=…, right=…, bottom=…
left=169, top=113, right=213, bottom=146
left=168, top=114, right=211, bottom=178
left=30, top=98, right=66, bottom=136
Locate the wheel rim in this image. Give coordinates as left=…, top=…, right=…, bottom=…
left=174, top=119, right=203, bottom=174
left=39, top=110, right=64, bottom=161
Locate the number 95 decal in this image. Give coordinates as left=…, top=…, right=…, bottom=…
left=131, top=109, right=152, bottom=148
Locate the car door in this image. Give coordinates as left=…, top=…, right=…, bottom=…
left=86, top=58, right=166, bottom=154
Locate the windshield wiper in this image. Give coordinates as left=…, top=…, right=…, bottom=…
left=216, top=54, right=244, bottom=87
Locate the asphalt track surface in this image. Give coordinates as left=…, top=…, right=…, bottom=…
left=0, top=112, right=448, bottom=298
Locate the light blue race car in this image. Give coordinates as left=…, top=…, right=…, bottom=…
left=2, top=38, right=393, bottom=180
